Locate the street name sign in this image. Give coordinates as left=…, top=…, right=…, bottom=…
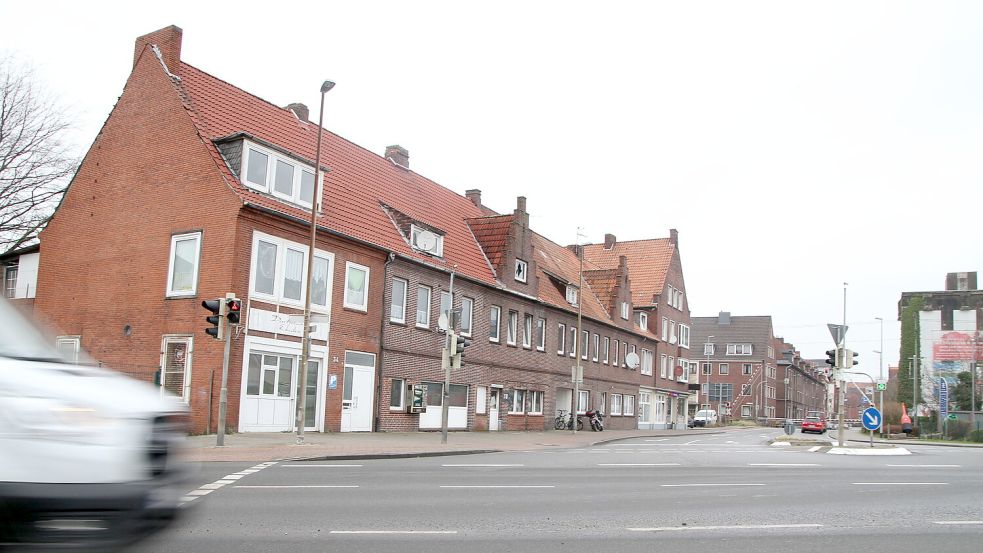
left=861, top=407, right=881, bottom=431
left=939, top=378, right=949, bottom=420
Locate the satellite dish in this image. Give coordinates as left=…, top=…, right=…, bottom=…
left=437, top=313, right=449, bottom=331
left=414, top=230, right=437, bottom=252
left=626, top=352, right=640, bottom=369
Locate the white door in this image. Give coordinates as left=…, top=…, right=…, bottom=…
left=419, top=382, right=469, bottom=430
left=489, top=389, right=501, bottom=431
left=240, top=351, right=321, bottom=432
left=341, top=351, right=375, bottom=432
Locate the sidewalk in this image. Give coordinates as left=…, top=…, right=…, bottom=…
left=180, top=428, right=720, bottom=463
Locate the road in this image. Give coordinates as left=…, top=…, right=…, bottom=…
left=131, top=428, right=983, bottom=553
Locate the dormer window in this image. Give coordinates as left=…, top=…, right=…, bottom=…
left=637, top=312, right=648, bottom=329
left=410, top=225, right=443, bottom=257
left=242, top=141, right=318, bottom=209
left=565, top=285, right=578, bottom=305
left=620, top=301, right=629, bottom=320
left=515, top=259, right=528, bottom=283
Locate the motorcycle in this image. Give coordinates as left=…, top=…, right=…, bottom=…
left=585, top=409, right=604, bottom=431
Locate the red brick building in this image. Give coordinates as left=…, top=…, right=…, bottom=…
left=34, top=26, right=688, bottom=434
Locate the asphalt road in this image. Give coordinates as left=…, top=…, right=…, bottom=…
left=130, top=428, right=983, bottom=553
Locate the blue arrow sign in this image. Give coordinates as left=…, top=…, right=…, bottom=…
left=862, top=407, right=881, bottom=431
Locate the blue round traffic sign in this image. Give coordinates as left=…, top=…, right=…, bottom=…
left=861, top=407, right=881, bottom=431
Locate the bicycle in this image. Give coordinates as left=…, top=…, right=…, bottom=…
left=553, top=410, right=584, bottom=431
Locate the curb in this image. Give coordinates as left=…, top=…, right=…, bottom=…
left=278, top=449, right=502, bottom=462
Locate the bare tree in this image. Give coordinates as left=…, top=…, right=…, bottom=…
left=0, top=58, right=78, bottom=254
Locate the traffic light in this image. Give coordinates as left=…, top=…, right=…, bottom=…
left=226, top=298, right=241, bottom=325
left=844, top=349, right=858, bottom=367
left=452, top=333, right=472, bottom=369
left=825, top=349, right=837, bottom=368
left=442, top=331, right=454, bottom=370
left=202, top=298, right=226, bottom=340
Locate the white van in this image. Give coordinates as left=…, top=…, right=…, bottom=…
left=0, top=297, right=191, bottom=549
left=693, top=409, right=718, bottom=427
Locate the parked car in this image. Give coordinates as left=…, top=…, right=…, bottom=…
left=693, top=409, right=718, bottom=427
left=801, top=415, right=827, bottom=434
left=0, top=297, right=192, bottom=549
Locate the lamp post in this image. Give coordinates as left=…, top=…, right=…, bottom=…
left=874, top=316, right=884, bottom=436
left=296, top=80, right=335, bottom=445
left=704, top=335, right=714, bottom=418
left=571, top=229, right=585, bottom=434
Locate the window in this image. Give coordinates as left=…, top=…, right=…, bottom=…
left=440, top=290, right=452, bottom=323
left=613, top=340, right=620, bottom=365
left=569, top=326, right=577, bottom=357
left=537, top=318, right=546, bottom=351
left=620, top=302, right=629, bottom=319
left=166, top=232, right=201, bottom=297
left=661, top=317, right=669, bottom=340
left=581, top=330, right=589, bottom=360
left=460, top=297, right=474, bottom=336
left=669, top=321, right=677, bottom=344
left=719, top=363, right=729, bottom=375
left=3, top=263, right=17, bottom=299
left=390, top=378, right=405, bottom=410
left=523, top=314, right=533, bottom=348
left=743, top=363, right=753, bottom=375
left=390, top=278, right=407, bottom=323
left=678, top=324, right=690, bottom=348
left=410, top=224, right=444, bottom=257
left=727, top=343, right=753, bottom=355
left=476, top=386, right=487, bottom=414
left=592, top=334, right=599, bottom=362
left=557, top=323, right=566, bottom=355
left=577, top=390, right=589, bottom=414
left=160, top=336, right=192, bottom=401
left=768, top=346, right=775, bottom=359
left=489, top=305, right=501, bottom=342
left=515, top=259, right=528, bottom=283
left=55, top=336, right=80, bottom=364
left=510, top=389, right=526, bottom=414
left=630, top=345, right=637, bottom=368
left=742, top=404, right=752, bottom=418
left=246, top=352, right=294, bottom=397
left=703, top=342, right=714, bottom=356
left=416, top=285, right=432, bottom=327
left=251, top=232, right=332, bottom=309
left=507, top=310, right=518, bottom=345
left=624, top=394, right=635, bottom=416
left=528, top=391, right=544, bottom=414
left=660, top=354, right=668, bottom=378
left=566, top=285, right=578, bottom=305
left=344, top=262, right=370, bottom=311
left=702, top=362, right=712, bottom=375
left=742, top=384, right=752, bottom=396
left=638, top=312, right=648, bottom=329
left=611, top=394, right=623, bottom=416
left=243, top=143, right=319, bottom=208
left=641, top=349, right=653, bottom=375
left=668, top=356, right=674, bottom=376
left=603, top=337, right=610, bottom=364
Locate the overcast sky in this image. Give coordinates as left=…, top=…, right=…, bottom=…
left=3, top=1, right=981, bottom=377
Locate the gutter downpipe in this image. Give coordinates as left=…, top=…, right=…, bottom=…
left=374, top=251, right=396, bottom=432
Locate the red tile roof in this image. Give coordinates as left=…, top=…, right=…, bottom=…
left=582, top=239, right=674, bottom=307
left=531, top=233, right=610, bottom=321
left=466, top=215, right=513, bottom=274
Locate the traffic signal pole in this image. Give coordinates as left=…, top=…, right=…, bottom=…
left=216, top=292, right=235, bottom=446
left=441, top=272, right=454, bottom=445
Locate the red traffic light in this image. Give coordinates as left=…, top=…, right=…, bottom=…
left=226, top=298, right=242, bottom=325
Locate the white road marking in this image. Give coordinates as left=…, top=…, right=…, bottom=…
left=748, top=463, right=821, bottom=467
left=933, top=521, right=983, bottom=525
left=661, top=483, right=765, bottom=487
left=180, top=461, right=278, bottom=505
left=645, top=438, right=669, bottom=442
left=235, top=485, right=359, bottom=488
left=886, top=464, right=960, bottom=468
left=441, top=464, right=524, bottom=467
left=439, top=485, right=554, bottom=488
left=281, top=464, right=364, bottom=467
left=598, top=463, right=681, bottom=466
left=330, top=530, right=458, bottom=534
left=852, top=482, right=948, bottom=486
left=628, top=524, right=822, bottom=532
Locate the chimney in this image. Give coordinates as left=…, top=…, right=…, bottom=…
left=604, top=233, right=616, bottom=249
left=669, top=228, right=678, bottom=246
left=514, top=196, right=528, bottom=227
left=286, top=103, right=309, bottom=123
left=465, top=189, right=482, bottom=208
left=385, top=145, right=409, bottom=168
left=134, top=25, right=183, bottom=74
left=719, top=311, right=731, bottom=325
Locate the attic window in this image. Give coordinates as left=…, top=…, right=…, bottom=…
left=242, top=141, right=319, bottom=209
left=620, top=302, right=629, bottom=320
left=410, top=225, right=443, bottom=257
left=515, top=259, right=528, bottom=283
left=565, top=285, right=578, bottom=305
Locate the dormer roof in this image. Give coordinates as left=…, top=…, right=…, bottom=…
left=582, top=238, right=675, bottom=307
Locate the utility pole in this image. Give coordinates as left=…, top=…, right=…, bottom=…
left=875, top=316, right=884, bottom=436
left=571, top=232, right=584, bottom=435
left=441, top=272, right=455, bottom=445
left=972, top=334, right=978, bottom=430
left=836, top=282, right=847, bottom=447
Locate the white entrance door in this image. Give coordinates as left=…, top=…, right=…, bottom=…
left=638, top=390, right=654, bottom=429
left=240, top=351, right=321, bottom=432
left=341, top=351, right=375, bottom=432
left=489, top=388, right=501, bottom=431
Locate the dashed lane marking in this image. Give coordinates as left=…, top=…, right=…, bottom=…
left=661, top=483, right=765, bottom=487
left=180, top=461, right=277, bottom=505
left=330, top=530, right=458, bottom=534
left=628, top=524, right=822, bottom=532
left=281, top=464, right=364, bottom=467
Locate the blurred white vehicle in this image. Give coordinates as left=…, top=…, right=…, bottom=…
left=0, top=297, right=191, bottom=550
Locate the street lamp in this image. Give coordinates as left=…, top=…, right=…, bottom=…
left=296, top=80, right=335, bottom=445
left=704, top=335, right=714, bottom=417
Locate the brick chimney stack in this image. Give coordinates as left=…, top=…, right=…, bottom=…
left=286, top=103, right=309, bottom=123
left=385, top=145, right=409, bottom=168
left=134, top=25, right=183, bottom=74
left=465, top=189, right=482, bottom=208
left=669, top=228, right=678, bottom=246
left=604, top=233, right=617, bottom=249
left=514, top=196, right=529, bottom=227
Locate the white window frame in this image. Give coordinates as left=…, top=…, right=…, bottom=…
left=440, top=290, right=452, bottom=324
left=581, top=330, right=589, bottom=360
left=661, top=317, right=669, bottom=340
left=522, top=313, right=533, bottom=348
left=624, top=394, right=635, bottom=416
left=638, top=312, right=648, bottom=329
left=768, top=346, right=775, bottom=359
left=507, top=310, right=518, bottom=346
left=679, top=324, right=690, bottom=348
left=250, top=231, right=333, bottom=311
left=460, top=296, right=474, bottom=336
left=727, top=343, right=753, bottom=355
left=719, top=363, right=729, bottom=375
left=610, top=393, right=623, bottom=416
left=55, top=336, right=80, bottom=364
left=528, top=390, right=544, bottom=415
left=569, top=326, right=577, bottom=357
left=566, top=285, right=578, bottom=305
left=702, top=362, right=712, bottom=375
left=390, top=378, right=406, bottom=410
left=344, top=262, right=370, bottom=311
left=416, top=285, right=432, bottom=328
left=536, top=318, right=546, bottom=351
left=743, top=363, right=753, bottom=375
left=577, top=390, right=589, bottom=414
left=641, top=349, right=653, bottom=376
left=165, top=231, right=201, bottom=297
left=515, top=259, right=528, bottom=283
left=160, top=335, right=193, bottom=402
left=613, top=340, right=619, bottom=366
left=557, top=323, right=566, bottom=355
left=703, top=342, right=714, bottom=356
left=489, top=305, right=501, bottom=342
left=742, top=404, right=752, bottom=418
left=742, top=384, right=752, bottom=396
left=669, top=321, right=677, bottom=344
left=410, top=224, right=444, bottom=257
left=660, top=354, right=668, bottom=378
left=603, top=337, right=610, bottom=364
left=620, top=301, right=629, bottom=319
left=390, top=278, right=408, bottom=323
left=592, top=334, right=599, bottom=362
left=242, top=142, right=320, bottom=209
left=510, top=389, right=526, bottom=414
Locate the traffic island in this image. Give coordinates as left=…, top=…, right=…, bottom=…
left=769, top=434, right=835, bottom=448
